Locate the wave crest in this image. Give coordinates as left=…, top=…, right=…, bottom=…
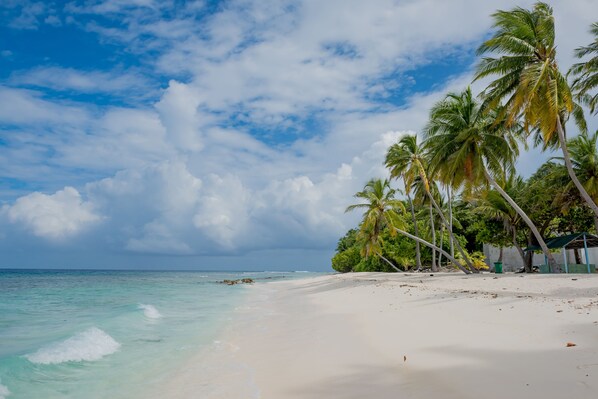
left=139, top=304, right=162, bottom=319
left=25, top=327, right=120, bottom=365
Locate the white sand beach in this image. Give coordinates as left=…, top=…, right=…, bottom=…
left=164, top=273, right=598, bottom=398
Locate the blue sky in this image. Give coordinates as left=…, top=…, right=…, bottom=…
left=0, top=0, right=596, bottom=270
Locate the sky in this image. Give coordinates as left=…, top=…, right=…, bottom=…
left=0, top=0, right=597, bottom=271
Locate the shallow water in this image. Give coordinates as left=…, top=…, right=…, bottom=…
left=0, top=269, right=319, bottom=398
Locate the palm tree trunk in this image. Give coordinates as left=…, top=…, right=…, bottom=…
left=525, top=233, right=534, bottom=273
left=406, top=191, right=422, bottom=271
left=393, top=227, right=470, bottom=274
left=512, top=228, right=527, bottom=269
left=378, top=254, right=402, bottom=272
left=557, top=117, right=598, bottom=217
left=425, top=188, right=476, bottom=272
left=438, top=225, right=444, bottom=267
left=429, top=204, right=437, bottom=272
left=483, top=168, right=559, bottom=271
left=447, top=185, right=455, bottom=258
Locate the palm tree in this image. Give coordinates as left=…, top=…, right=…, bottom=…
left=385, top=135, right=476, bottom=272
left=345, top=179, right=404, bottom=272
left=423, top=87, right=559, bottom=270
left=386, top=136, right=423, bottom=270
left=570, top=22, right=598, bottom=114
left=474, top=2, right=598, bottom=220
left=412, top=175, right=441, bottom=271
left=346, top=178, right=470, bottom=274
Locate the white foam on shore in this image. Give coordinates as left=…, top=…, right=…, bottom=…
left=25, top=327, right=120, bottom=365
left=0, top=379, right=10, bottom=399
left=139, top=304, right=162, bottom=319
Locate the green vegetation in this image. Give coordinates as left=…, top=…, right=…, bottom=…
left=332, top=3, right=598, bottom=274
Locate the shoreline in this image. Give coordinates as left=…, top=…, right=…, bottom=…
left=166, top=272, right=598, bottom=398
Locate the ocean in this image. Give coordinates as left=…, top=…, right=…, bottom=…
left=0, top=269, right=318, bottom=398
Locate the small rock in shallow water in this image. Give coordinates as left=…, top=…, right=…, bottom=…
left=219, top=278, right=254, bottom=285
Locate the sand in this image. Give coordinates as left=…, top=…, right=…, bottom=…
left=160, top=272, right=598, bottom=398
left=224, top=272, right=598, bottom=398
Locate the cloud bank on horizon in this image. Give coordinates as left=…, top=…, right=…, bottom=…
left=0, top=0, right=596, bottom=269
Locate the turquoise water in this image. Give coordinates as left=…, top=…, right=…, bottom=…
left=0, top=270, right=313, bottom=398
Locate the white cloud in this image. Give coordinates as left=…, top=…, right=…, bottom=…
left=5, top=1, right=47, bottom=30
left=3, top=187, right=101, bottom=240
left=44, top=14, right=61, bottom=27
left=155, top=81, right=205, bottom=152
left=0, top=86, right=90, bottom=126
left=10, top=67, right=152, bottom=96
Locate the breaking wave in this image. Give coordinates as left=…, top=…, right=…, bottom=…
left=139, top=304, right=162, bottom=319
left=25, top=327, right=120, bottom=365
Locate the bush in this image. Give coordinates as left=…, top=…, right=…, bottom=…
left=331, top=247, right=361, bottom=273
left=455, top=250, right=489, bottom=270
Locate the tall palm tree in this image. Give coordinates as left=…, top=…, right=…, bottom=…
left=386, top=134, right=476, bottom=272
left=474, top=2, right=598, bottom=220
left=412, top=175, right=441, bottom=271
left=346, top=178, right=470, bottom=274
left=423, top=87, right=559, bottom=270
left=386, top=136, right=423, bottom=270
left=570, top=22, right=598, bottom=114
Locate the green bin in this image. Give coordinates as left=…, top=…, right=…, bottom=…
left=494, top=261, right=503, bottom=274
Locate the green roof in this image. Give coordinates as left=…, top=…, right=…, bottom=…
left=524, top=232, right=598, bottom=251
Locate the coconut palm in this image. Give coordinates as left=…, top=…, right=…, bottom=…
left=387, top=137, right=423, bottom=270
left=412, top=175, right=442, bottom=271
left=423, top=87, right=559, bottom=270
left=346, top=178, right=470, bottom=273
left=570, top=22, right=598, bottom=114
left=385, top=135, right=476, bottom=273
left=345, top=179, right=404, bottom=272
left=474, top=2, right=598, bottom=220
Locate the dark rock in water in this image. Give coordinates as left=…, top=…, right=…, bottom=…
left=219, top=278, right=254, bottom=285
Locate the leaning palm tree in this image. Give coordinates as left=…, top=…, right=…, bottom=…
left=474, top=2, right=598, bottom=219
left=385, top=135, right=476, bottom=272
left=570, top=22, right=598, bottom=114
left=423, top=87, right=559, bottom=270
left=346, top=178, right=471, bottom=274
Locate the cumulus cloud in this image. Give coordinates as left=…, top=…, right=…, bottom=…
left=155, top=81, right=205, bottom=152
left=3, top=187, right=101, bottom=240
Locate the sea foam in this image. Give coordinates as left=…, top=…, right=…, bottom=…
left=0, top=379, right=10, bottom=399
left=25, top=327, right=120, bottom=365
left=139, top=304, right=162, bottom=319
